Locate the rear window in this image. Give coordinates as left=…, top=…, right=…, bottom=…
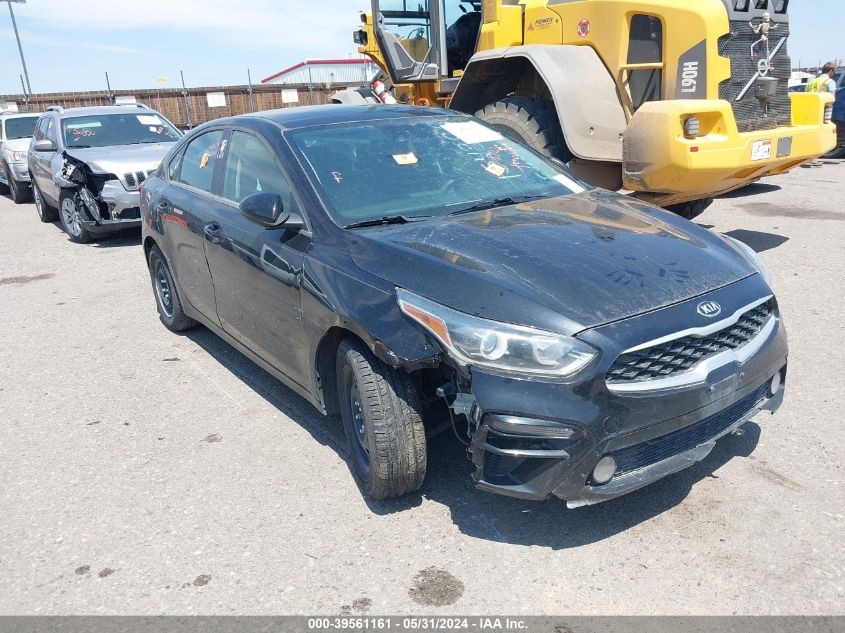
left=3, top=116, right=39, bottom=140
left=61, top=113, right=180, bottom=148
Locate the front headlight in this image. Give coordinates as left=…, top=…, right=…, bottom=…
left=10, top=151, right=27, bottom=163
left=725, top=236, right=772, bottom=286
left=397, top=288, right=597, bottom=379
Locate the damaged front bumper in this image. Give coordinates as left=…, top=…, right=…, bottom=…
left=463, top=276, right=788, bottom=507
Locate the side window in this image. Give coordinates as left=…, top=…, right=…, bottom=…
left=627, top=14, right=663, bottom=111
left=221, top=131, right=291, bottom=207
left=177, top=130, right=224, bottom=193
left=32, top=117, right=47, bottom=142
left=167, top=148, right=184, bottom=181
left=45, top=118, right=57, bottom=144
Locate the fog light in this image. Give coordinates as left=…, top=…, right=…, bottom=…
left=683, top=116, right=701, bottom=138
left=768, top=371, right=782, bottom=397
left=592, top=456, right=617, bottom=484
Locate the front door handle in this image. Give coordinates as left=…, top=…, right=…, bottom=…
left=155, top=199, right=171, bottom=214
left=203, top=222, right=225, bottom=244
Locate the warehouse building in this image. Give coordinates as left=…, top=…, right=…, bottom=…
left=261, top=58, right=379, bottom=87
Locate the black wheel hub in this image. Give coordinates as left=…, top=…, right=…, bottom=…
left=344, top=374, right=370, bottom=473
left=153, top=260, right=174, bottom=317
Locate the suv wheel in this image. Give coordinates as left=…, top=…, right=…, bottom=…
left=336, top=338, right=427, bottom=500
left=147, top=245, right=197, bottom=332
left=5, top=164, right=31, bottom=204
left=59, top=190, right=93, bottom=243
left=32, top=179, right=58, bottom=222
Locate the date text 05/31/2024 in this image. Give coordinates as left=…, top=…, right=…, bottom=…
left=307, top=617, right=529, bottom=630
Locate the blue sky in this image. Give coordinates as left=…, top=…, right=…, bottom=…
left=0, top=0, right=837, bottom=96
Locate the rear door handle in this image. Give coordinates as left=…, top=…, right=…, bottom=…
left=203, top=222, right=225, bottom=244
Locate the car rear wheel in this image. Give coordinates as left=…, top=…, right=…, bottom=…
left=32, top=179, right=58, bottom=223
left=336, top=338, right=426, bottom=500
left=59, top=190, right=93, bottom=244
left=147, top=245, right=197, bottom=332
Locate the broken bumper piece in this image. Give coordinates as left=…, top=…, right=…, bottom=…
left=77, top=180, right=142, bottom=234
left=468, top=364, right=786, bottom=507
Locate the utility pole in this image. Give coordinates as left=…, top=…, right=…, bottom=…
left=19, top=74, right=28, bottom=111
left=247, top=68, right=255, bottom=113
left=6, top=1, right=32, bottom=96
left=105, top=71, right=114, bottom=104
left=180, top=70, right=192, bottom=129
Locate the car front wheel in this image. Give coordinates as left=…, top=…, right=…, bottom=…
left=336, top=338, right=427, bottom=500
left=5, top=165, right=31, bottom=204
left=147, top=244, right=197, bottom=332
left=59, top=190, right=93, bottom=243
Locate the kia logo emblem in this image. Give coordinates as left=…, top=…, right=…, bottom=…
left=697, top=301, right=722, bottom=318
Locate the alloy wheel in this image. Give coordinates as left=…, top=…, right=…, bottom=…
left=61, top=197, right=83, bottom=237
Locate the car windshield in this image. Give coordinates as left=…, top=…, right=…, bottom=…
left=61, top=113, right=181, bottom=148
left=286, top=115, right=587, bottom=226
left=4, top=116, right=39, bottom=140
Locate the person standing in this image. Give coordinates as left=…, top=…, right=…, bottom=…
left=806, top=62, right=837, bottom=93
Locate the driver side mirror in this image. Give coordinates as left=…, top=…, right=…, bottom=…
left=239, top=192, right=304, bottom=230
left=33, top=139, right=56, bottom=152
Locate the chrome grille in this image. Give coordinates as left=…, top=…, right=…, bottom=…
left=123, top=170, right=153, bottom=190
left=606, top=302, right=773, bottom=384
left=718, top=20, right=792, bottom=132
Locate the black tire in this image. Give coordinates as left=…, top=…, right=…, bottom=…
left=0, top=169, right=8, bottom=196
left=7, top=169, right=32, bottom=204
left=336, top=338, right=426, bottom=500
left=147, top=244, right=198, bottom=332
left=32, top=179, right=58, bottom=223
left=58, top=190, right=93, bottom=244
left=666, top=197, right=714, bottom=221
left=475, top=96, right=573, bottom=162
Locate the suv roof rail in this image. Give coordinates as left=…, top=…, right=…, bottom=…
left=46, top=105, right=64, bottom=113
left=115, top=102, right=149, bottom=109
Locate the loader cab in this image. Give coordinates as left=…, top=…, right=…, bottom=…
left=369, top=0, right=482, bottom=85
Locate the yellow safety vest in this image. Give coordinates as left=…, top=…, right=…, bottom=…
left=806, top=74, right=835, bottom=93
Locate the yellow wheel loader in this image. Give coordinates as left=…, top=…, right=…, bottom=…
left=341, top=0, right=835, bottom=219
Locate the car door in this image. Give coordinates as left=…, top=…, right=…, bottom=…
left=202, top=127, right=310, bottom=387
left=156, top=128, right=228, bottom=324
left=41, top=117, right=62, bottom=204
left=29, top=117, right=53, bottom=198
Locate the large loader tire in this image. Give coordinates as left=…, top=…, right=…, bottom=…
left=666, top=197, right=714, bottom=221
left=475, top=97, right=573, bottom=163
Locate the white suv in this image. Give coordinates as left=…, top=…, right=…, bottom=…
left=0, top=110, right=40, bottom=204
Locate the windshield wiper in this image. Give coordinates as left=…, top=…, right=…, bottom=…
left=446, top=195, right=547, bottom=217
left=343, top=215, right=433, bottom=229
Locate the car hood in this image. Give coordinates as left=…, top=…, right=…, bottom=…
left=3, top=138, right=32, bottom=153
left=65, top=143, right=175, bottom=176
left=347, top=190, right=758, bottom=333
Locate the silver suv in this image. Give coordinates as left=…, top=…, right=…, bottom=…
left=28, top=104, right=181, bottom=243
left=0, top=110, right=40, bottom=204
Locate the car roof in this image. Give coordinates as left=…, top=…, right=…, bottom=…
left=49, top=105, right=161, bottom=118
left=0, top=111, right=41, bottom=119
left=235, top=104, right=458, bottom=131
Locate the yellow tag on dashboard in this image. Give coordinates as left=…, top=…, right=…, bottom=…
left=200, top=153, right=210, bottom=169
left=392, top=153, right=418, bottom=165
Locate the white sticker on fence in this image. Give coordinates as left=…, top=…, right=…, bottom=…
left=1, top=102, right=19, bottom=112
left=115, top=95, right=137, bottom=105
left=206, top=92, right=227, bottom=108
left=441, top=121, right=502, bottom=144
left=281, top=89, right=299, bottom=104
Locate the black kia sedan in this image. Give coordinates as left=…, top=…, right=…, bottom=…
left=140, top=105, right=787, bottom=506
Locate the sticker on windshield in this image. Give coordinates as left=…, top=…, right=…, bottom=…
left=484, top=162, right=506, bottom=177
left=392, top=152, right=418, bottom=165
left=554, top=173, right=586, bottom=192
left=442, top=121, right=502, bottom=144
left=137, top=114, right=163, bottom=126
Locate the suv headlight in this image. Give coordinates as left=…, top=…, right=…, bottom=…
left=397, top=288, right=597, bottom=379
left=10, top=151, right=27, bottom=162
left=724, top=236, right=772, bottom=286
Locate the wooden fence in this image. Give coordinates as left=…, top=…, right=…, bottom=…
left=0, top=83, right=349, bottom=129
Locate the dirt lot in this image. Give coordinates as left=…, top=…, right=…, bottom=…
left=0, top=162, right=843, bottom=615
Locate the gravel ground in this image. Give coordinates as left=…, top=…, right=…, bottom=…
left=0, top=162, right=842, bottom=615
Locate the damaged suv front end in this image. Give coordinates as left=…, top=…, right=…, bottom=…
left=27, top=105, right=180, bottom=242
